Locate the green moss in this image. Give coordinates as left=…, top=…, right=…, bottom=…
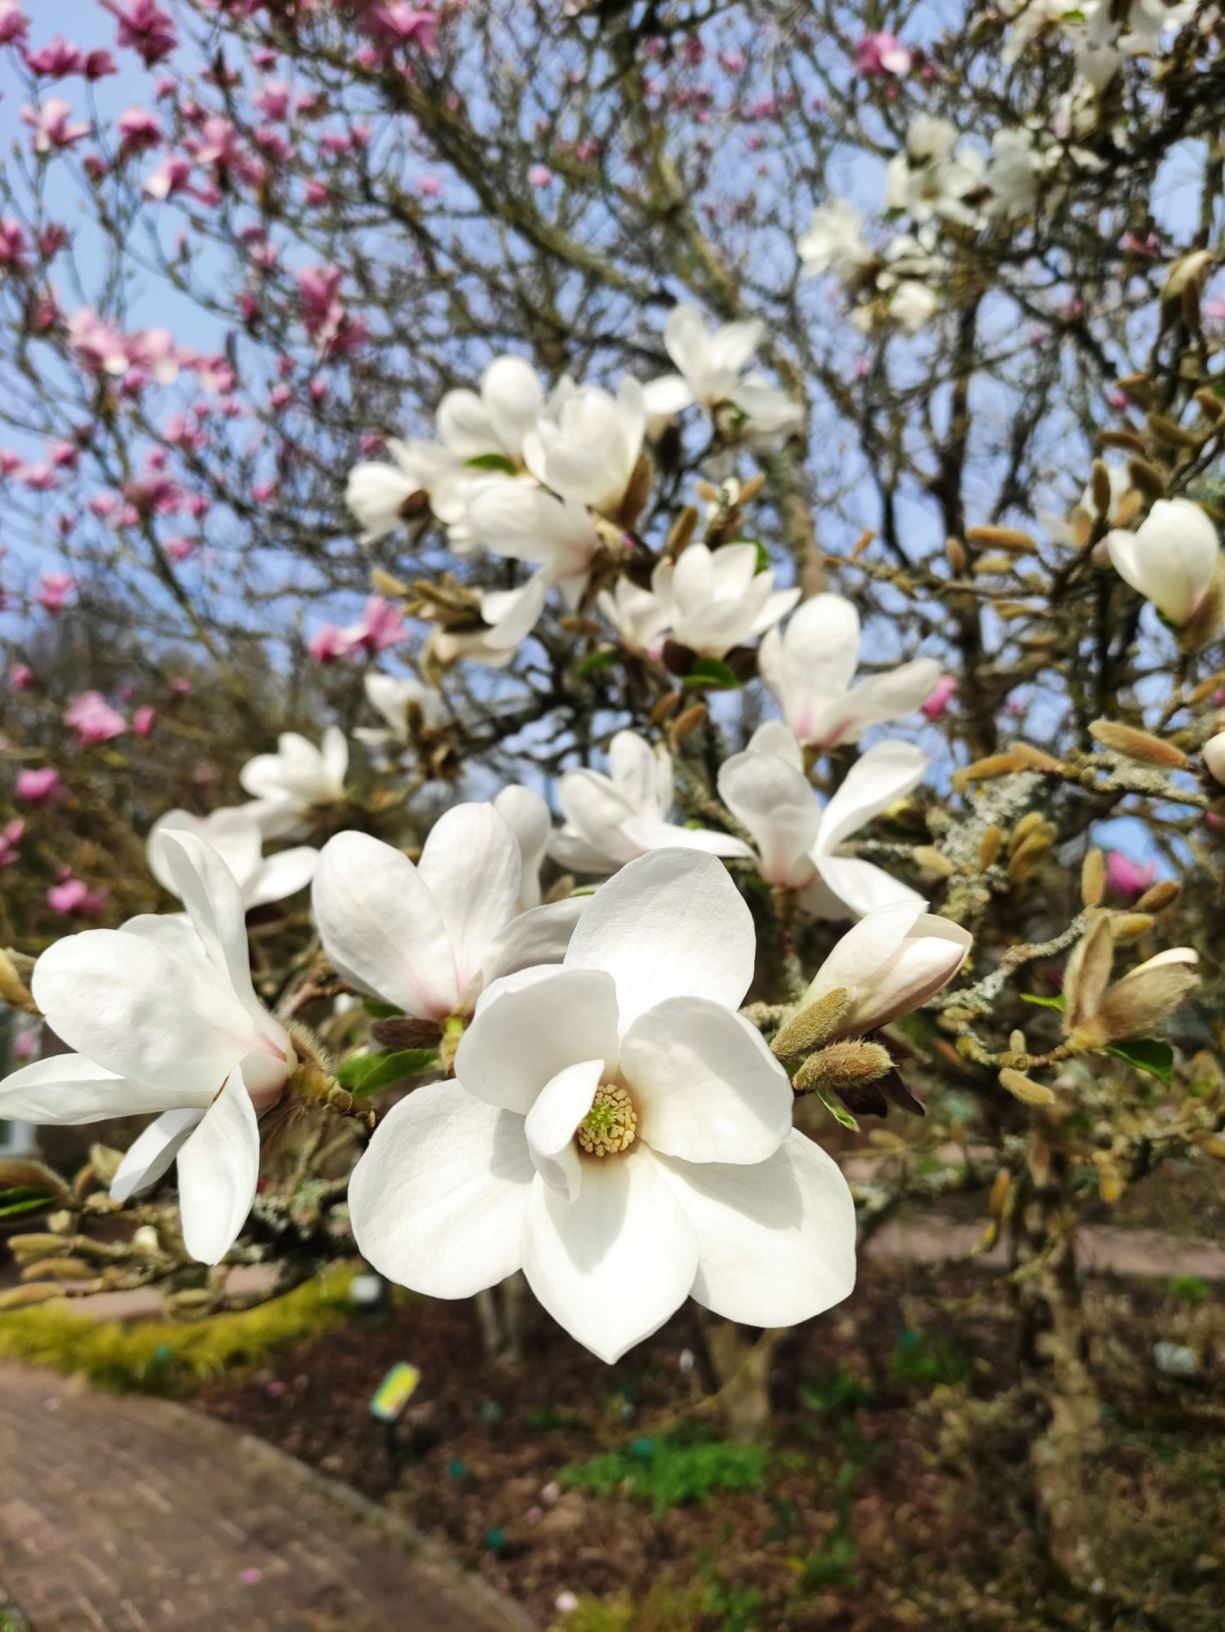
left=549, top=1578, right=704, bottom=1632
left=559, top=1434, right=767, bottom=1514
left=0, top=1267, right=355, bottom=1395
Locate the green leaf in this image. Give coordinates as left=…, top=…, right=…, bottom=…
left=362, top=998, right=404, bottom=1020
left=463, top=453, right=517, bottom=474
left=0, top=1186, right=56, bottom=1220
left=576, top=648, right=619, bottom=678
left=336, top=1049, right=440, bottom=1097
left=816, top=1089, right=859, bottom=1132
left=1103, top=1038, right=1173, bottom=1083
left=1021, top=992, right=1066, bottom=1011
left=682, top=657, right=739, bottom=691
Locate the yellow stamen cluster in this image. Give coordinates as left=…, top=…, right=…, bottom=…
left=576, top=1083, right=637, bottom=1157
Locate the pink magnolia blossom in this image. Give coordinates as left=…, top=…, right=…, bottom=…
left=308, top=624, right=352, bottom=664
left=921, top=675, right=958, bottom=720
left=854, top=34, right=912, bottom=77
left=15, top=766, right=64, bottom=804
left=309, top=595, right=405, bottom=663
left=254, top=80, right=291, bottom=119
left=102, top=0, right=176, bottom=67
left=37, top=571, right=77, bottom=611
left=65, top=691, right=128, bottom=744
left=47, top=874, right=108, bottom=917
left=21, top=98, right=91, bottom=154
left=0, top=819, right=24, bottom=868
left=528, top=164, right=553, bottom=188
left=0, top=219, right=27, bottom=270
left=133, top=704, right=156, bottom=736
left=365, top=4, right=439, bottom=53
left=0, top=3, right=29, bottom=47
left=23, top=36, right=82, bottom=77
left=8, top=663, right=35, bottom=691
left=1105, top=851, right=1157, bottom=901
left=164, top=535, right=195, bottom=562
left=143, top=154, right=192, bottom=200
left=118, top=105, right=163, bottom=154
left=82, top=48, right=117, bottom=80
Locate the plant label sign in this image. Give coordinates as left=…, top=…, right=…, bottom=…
left=370, top=1362, right=420, bottom=1422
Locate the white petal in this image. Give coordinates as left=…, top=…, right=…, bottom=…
left=494, top=784, right=552, bottom=909
left=621, top=998, right=792, bottom=1164
left=110, top=1108, right=203, bottom=1204
left=804, top=904, right=970, bottom=1032
left=418, top=803, right=521, bottom=1003
left=564, top=849, right=754, bottom=1028
left=0, top=1053, right=188, bottom=1125
left=816, top=740, right=928, bottom=853
left=522, top=1147, right=697, bottom=1362
left=809, top=855, right=925, bottom=919
left=524, top=1058, right=602, bottom=1201
left=455, top=968, right=620, bottom=1114
left=30, top=930, right=268, bottom=1102
left=176, top=1069, right=261, bottom=1265
left=618, top=817, right=757, bottom=860
left=608, top=731, right=667, bottom=816
left=717, top=746, right=822, bottom=887
left=656, top=1129, right=856, bottom=1327
left=840, top=659, right=942, bottom=736
left=642, top=373, right=694, bottom=419
left=350, top=1080, right=534, bottom=1297
left=244, top=845, right=319, bottom=908
left=481, top=896, right=586, bottom=986
left=481, top=354, right=543, bottom=459
left=311, top=830, right=460, bottom=1019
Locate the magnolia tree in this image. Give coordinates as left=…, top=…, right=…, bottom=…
left=1, top=0, right=1224, bottom=1598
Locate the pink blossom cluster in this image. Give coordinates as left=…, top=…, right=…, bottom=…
left=308, top=596, right=406, bottom=663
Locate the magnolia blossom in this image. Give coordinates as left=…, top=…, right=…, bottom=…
left=799, top=199, right=875, bottom=284
left=348, top=849, right=856, bottom=1362
left=465, top=484, right=603, bottom=609
left=437, top=353, right=544, bottom=464
left=596, top=576, right=671, bottom=659
left=431, top=570, right=551, bottom=667
left=760, top=594, right=940, bottom=748
left=357, top=670, right=446, bottom=747
left=148, top=807, right=317, bottom=910
left=345, top=437, right=459, bottom=546
left=641, top=306, right=801, bottom=440
left=854, top=32, right=911, bottom=76
left=1203, top=732, right=1225, bottom=785
left=65, top=691, right=127, bottom=744
left=801, top=899, right=970, bottom=1033
left=312, top=802, right=582, bottom=1021
left=986, top=128, right=1058, bottom=215
left=239, top=727, right=348, bottom=833
left=493, top=784, right=553, bottom=910
left=1105, top=499, right=1220, bottom=625
left=884, top=116, right=985, bottom=229
left=524, top=378, right=646, bottom=517
left=653, top=543, right=799, bottom=659
left=551, top=730, right=753, bottom=876
left=0, top=833, right=295, bottom=1264
left=718, top=722, right=927, bottom=918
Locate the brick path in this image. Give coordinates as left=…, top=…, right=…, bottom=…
left=0, top=1363, right=535, bottom=1632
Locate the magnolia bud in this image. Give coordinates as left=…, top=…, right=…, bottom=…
left=794, top=1040, right=893, bottom=1097
left=998, top=1067, right=1055, bottom=1106
left=771, top=988, right=853, bottom=1059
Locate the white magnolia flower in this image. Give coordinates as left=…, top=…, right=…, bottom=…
left=718, top=721, right=927, bottom=918
left=436, top=354, right=544, bottom=465
left=431, top=570, right=551, bottom=667
left=801, top=899, right=971, bottom=1033
left=465, top=484, right=603, bottom=610
left=345, top=438, right=458, bottom=546
left=1105, top=498, right=1220, bottom=625
left=311, top=802, right=582, bottom=1021
left=596, top=576, right=671, bottom=659
left=357, top=671, right=446, bottom=749
left=0, top=833, right=296, bottom=1264
left=642, top=305, right=802, bottom=440
left=493, top=784, right=553, bottom=910
left=986, top=128, right=1057, bottom=215
left=1203, top=731, right=1225, bottom=785
left=148, top=807, right=317, bottom=910
left=884, top=116, right=986, bottom=229
left=799, top=199, right=875, bottom=283
left=348, top=848, right=856, bottom=1363
left=653, top=543, right=800, bottom=659
left=759, top=594, right=940, bottom=749
left=887, top=281, right=939, bottom=333
left=524, top=378, right=647, bottom=517
left=239, top=727, right=349, bottom=834
left=551, top=729, right=754, bottom=876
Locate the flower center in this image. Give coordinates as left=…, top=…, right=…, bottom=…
left=576, top=1082, right=638, bottom=1158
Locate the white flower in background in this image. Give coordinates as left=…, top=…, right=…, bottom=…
left=551, top=730, right=754, bottom=876
left=345, top=438, right=457, bottom=546
left=986, top=128, right=1057, bottom=215
left=653, top=543, right=800, bottom=659
left=435, top=354, right=544, bottom=465
left=311, top=802, right=582, bottom=1022
left=0, top=833, right=296, bottom=1264
left=348, top=849, right=856, bottom=1363
left=760, top=593, right=940, bottom=749
left=357, top=671, right=447, bottom=749
left=885, top=281, right=939, bottom=333
left=1202, top=731, right=1225, bottom=784
left=596, top=576, right=672, bottom=659
left=884, top=116, right=985, bottom=229
left=239, top=727, right=349, bottom=835
left=465, top=484, right=603, bottom=610
left=718, top=721, right=927, bottom=918
left=801, top=899, right=971, bottom=1033
left=799, top=199, right=875, bottom=283
left=641, top=305, right=802, bottom=440
left=493, top=784, right=553, bottom=910
left=148, top=807, right=317, bottom=910
left=1105, top=498, right=1220, bottom=625
left=524, top=378, right=646, bottom=516
left=431, top=570, right=551, bottom=667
